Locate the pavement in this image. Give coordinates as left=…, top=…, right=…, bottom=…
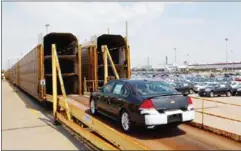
left=2, top=80, right=90, bottom=150
left=190, top=94, right=241, bottom=136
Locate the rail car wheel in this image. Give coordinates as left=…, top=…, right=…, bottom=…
left=90, top=99, right=98, bottom=115
left=120, top=110, right=132, bottom=133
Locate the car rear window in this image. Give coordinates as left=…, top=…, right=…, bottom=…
left=131, top=81, right=178, bottom=96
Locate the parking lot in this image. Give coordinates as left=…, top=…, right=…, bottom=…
left=190, top=94, right=241, bottom=136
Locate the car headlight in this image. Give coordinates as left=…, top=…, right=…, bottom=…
left=237, top=88, right=241, bottom=91
left=205, top=88, right=211, bottom=92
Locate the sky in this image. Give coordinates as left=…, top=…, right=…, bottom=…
left=2, top=2, right=241, bottom=69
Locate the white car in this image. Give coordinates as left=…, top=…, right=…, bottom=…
left=231, top=81, right=241, bottom=89
left=193, top=83, right=208, bottom=93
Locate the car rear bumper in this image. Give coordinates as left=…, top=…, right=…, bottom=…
left=140, top=109, right=195, bottom=126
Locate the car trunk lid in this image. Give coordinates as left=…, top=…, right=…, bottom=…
left=141, top=94, right=189, bottom=111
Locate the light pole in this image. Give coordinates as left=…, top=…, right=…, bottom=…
left=174, top=48, right=177, bottom=66
left=230, top=50, right=234, bottom=72
left=187, top=53, right=190, bottom=65
left=225, top=38, right=228, bottom=72
left=45, top=24, right=50, bottom=34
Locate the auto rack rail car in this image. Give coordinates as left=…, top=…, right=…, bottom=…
left=81, top=34, right=131, bottom=92
left=6, top=33, right=82, bottom=102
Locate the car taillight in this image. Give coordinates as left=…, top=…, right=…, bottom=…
left=188, top=97, right=193, bottom=105
left=139, top=99, right=154, bottom=109
left=188, top=97, right=194, bottom=110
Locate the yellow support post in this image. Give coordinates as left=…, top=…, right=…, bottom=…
left=102, top=45, right=108, bottom=85
left=83, top=77, right=87, bottom=94
left=52, top=44, right=57, bottom=120
left=105, top=45, right=120, bottom=80
left=52, top=45, right=71, bottom=121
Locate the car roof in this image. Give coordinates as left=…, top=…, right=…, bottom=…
left=112, top=79, right=162, bottom=84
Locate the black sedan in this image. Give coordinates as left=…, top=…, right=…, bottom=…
left=89, top=79, right=195, bottom=132
left=172, top=81, right=194, bottom=95
left=198, top=83, right=232, bottom=97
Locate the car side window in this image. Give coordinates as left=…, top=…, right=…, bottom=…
left=112, top=82, right=130, bottom=97
left=103, top=81, right=116, bottom=93
left=113, top=83, right=124, bottom=95
left=121, top=86, right=130, bottom=97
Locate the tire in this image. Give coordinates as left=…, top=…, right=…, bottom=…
left=198, top=93, right=203, bottom=97
left=226, top=91, right=231, bottom=97
left=120, top=110, right=132, bottom=133
left=90, top=99, right=98, bottom=115
left=209, top=91, right=214, bottom=97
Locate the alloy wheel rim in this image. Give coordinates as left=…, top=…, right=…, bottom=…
left=90, top=100, right=95, bottom=114
left=121, top=113, right=130, bottom=130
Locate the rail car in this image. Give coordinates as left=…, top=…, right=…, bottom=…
left=81, top=34, right=131, bottom=92
left=6, top=32, right=131, bottom=102
left=6, top=33, right=81, bottom=102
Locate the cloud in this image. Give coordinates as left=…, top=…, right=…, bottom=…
left=169, top=18, right=205, bottom=25
left=2, top=2, right=167, bottom=69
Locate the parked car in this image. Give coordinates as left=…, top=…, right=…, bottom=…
left=89, top=79, right=195, bottom=132
left=231, top=83, right=241, bottom=96
left=236, top=86, right=241, bottom=96
left=172, top=81, right=194, bottom=95
left=193, top=82, right=208, bottom=93
left=198, top=83, right=232, bottom=97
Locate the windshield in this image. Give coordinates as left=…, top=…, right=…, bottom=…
left=131, top=81, right=178, bottom=96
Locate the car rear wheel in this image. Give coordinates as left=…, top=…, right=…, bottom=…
left=90, top=99, right=98, bottom=115
left=120, top=110, right=132, bottom=133
left=209, top=91, right=214, bottom=97
left=226, top=91, right=231, bottom=97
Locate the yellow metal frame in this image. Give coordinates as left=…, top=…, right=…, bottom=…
left=101, top=45, right=120, bottom=85
left=51, top=44, right=71, bottom=120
